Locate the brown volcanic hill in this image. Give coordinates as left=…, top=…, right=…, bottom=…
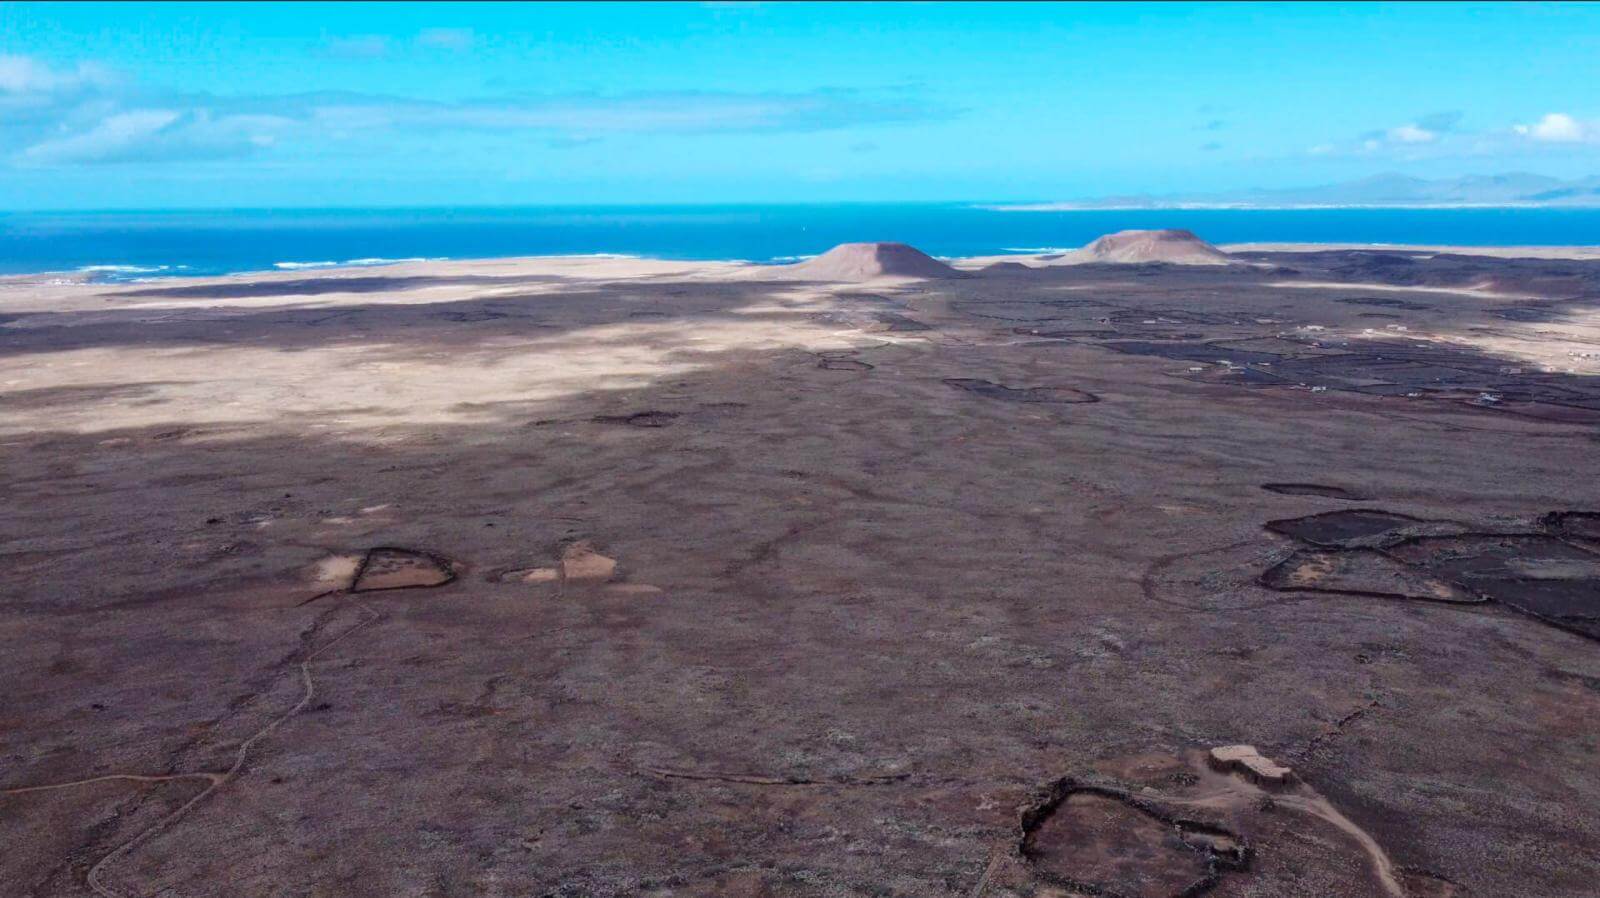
left=774, top=243, right=964, bottom=281
left=982, top=260, right=1034, bottom=273
left=1060, top=229, right=1234, bottom=265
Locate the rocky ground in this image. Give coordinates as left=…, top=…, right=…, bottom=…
left=2, top=244, right=1598, bottom=897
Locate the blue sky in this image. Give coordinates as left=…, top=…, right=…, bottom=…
left=2, top=1, right=1598, bottom=208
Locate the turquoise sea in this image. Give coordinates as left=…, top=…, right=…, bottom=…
left=4, top=205, right=1600, bottom=281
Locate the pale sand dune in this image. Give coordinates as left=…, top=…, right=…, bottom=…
left=1267, top=280, right=1539, bottom=300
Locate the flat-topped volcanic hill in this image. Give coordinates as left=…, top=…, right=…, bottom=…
left=1057, top=228, right=1234, bottom=265
left=772, top=242, right=965, bottom=281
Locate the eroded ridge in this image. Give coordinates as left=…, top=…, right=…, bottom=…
left=593, top=410, right=681, bottom=428
left=818, top=358, right=874, bottom=371
left=1261, top=483, right=1369, bottom=501
left=943, top=378, right=1100, bottom=404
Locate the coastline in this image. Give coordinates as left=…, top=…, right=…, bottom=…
left=9, top=204, right=1600, bottom=283
left=8, top=239, right=1600, bottom=288
left=1220, top=242, right=1600, bottom=260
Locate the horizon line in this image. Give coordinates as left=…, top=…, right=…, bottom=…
left=9, top=200, right=1600, bottom=215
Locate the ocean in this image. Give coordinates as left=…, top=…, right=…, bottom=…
left=5, top=204, right=1600, bottom=281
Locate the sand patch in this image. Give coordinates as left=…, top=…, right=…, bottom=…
left=493, top=567, right=561, bottom=584
left=351, top=547, right=457, bottom=592
left=561, top=540, right=618, bottom=582
left=311, top=554, right=363, bottom=586
left=1268, top=280, right=1536, bottom=299
left=494, top=541, right=655, bottom=595
left=1208, top=744, right=1293, bottom=787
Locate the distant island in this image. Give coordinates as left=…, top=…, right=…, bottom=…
left=989, top=173, right=1600, bottom=210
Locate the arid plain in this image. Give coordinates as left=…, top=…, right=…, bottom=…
left=3, top=234, right=1599, bottom=897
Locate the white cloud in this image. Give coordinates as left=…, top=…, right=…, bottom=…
left=0, top=54, right=114, bottom=93
left=1388, top=123, right=1436, bottom=144
left=1513, top=112, right=1587, bottom=143
left=1313, top=109, right=1600, bottom=158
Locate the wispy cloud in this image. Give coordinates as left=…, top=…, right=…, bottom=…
left=21, top=109, right=291, bottom=165
left=1415, top=110, right=1464, bottom=133
left=546, top=135, right=602, bottom=150
left=0, top=54, right=115, bottom=93
left=325, top=29, right=476, bottom=57
left=322, top=35, right=391, bottom=59
left=416, top=28, right=475, bottom=52
left=1387, top=123, right=1437, bottom=144
left=1353, top=110, right=1460, bottom=149
left=327, top=90, right=945, bottom=134
left=1, top=54, right=953, bottom=166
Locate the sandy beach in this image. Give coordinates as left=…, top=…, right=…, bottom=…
left=1221, top=242, right=1600, bottom=261
left=4, top=238, right=1600, bottom=897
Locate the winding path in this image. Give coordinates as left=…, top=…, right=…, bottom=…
left=1, top=602, right=381, bottom=898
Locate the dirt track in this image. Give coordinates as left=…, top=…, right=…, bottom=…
left=3, top=248, right=1598, bottom=896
